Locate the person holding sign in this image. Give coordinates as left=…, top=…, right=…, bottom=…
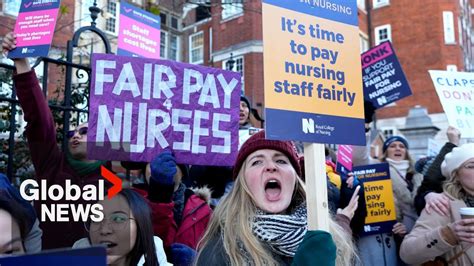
left=381, top=136, right=423, bottom=233
left=351, top=134, right=422, bottom=266
left=195, top=131, right=356, bottom=266
left=2, top=32, right=108, bottom=249
left=400, top=143, right=474, bottom=265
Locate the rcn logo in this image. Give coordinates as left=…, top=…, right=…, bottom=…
left=302, top=118, right=315, bottom=134
left=377, top=96, right=387, bottom=106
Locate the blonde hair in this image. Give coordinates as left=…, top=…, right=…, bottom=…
left=443, top=166, right=467, bottom=200
left=196, top=161, right=357, bottom=266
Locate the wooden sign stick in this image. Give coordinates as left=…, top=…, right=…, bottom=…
left=304, top=143, right=329, bottom=231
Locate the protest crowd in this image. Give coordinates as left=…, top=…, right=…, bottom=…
left=1, top=3, right=474, bottom=265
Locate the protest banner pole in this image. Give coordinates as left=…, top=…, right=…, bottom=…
left=304, top=143, right=329, bottom=231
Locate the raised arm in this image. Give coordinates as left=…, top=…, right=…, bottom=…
left=3, top=32, right=63, bottom=180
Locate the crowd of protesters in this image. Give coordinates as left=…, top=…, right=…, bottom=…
left=2, top=31, right=474, bottom=266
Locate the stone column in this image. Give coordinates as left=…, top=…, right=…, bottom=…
left=399, top=106, right=440, bottom=160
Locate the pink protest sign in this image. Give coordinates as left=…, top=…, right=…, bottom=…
left=336, top=145, right=353, bottom=175
left=8, top=0, right=60, bottom=58
left=117, top=1, right=160, bottom=59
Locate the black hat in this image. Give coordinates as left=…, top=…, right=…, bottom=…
left=240, top=95, right=251, bottom=108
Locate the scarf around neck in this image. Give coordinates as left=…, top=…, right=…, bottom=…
left=386, top=158, right=409, bottom=177
left=66, top=152, right=105, bottom=177
left=252, top=203, right=307, bottom=257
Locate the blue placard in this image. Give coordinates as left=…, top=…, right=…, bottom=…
left=353, top=163, right=397, bottom=236
left=262, top=0, right=357, bottom=26
left=0, top=247, right=106, bottom=266
left=361, top=41, right=412, bottom=109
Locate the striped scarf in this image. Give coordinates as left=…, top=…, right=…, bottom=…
left=252, top=203, right=307, bottom=257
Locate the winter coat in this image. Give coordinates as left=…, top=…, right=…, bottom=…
left=134, top=186, right=212, bottom=250
left=14, top=70, right=106, bottom=249
left=388, top=164, right=422, bottom=232
left=400, top=193, right=474, bottom=265
left=195, top=232, right=293, bottom=266
left=414, top=142, right=457, bottom=214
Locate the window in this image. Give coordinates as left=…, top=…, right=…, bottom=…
left=359, top=34, right=369, bottom=53
left=169, top=34, right=179, bottom=61
left=3, top=0, right=20, bottom=16
left=160, top=31, right=168, bottom=58
left=382, top=127, right=395, bottom=138
left=105, top=0, right=118, bottom=34
left=443, top=11, right=456, bottom=44
left=222, top=56, right=244, bottom=92
left=171, top=16, right=179, bottom=30
left=447, top=65, right=458, bottom=71
left=160, top=13, right=167, bottom=26
left=221, top=0, right=243, bottom=20
left=357, top=0, right=366, bottom=11
left=160, top=31, right=180, bottom=61
left=375, top=24, right=391, bottom=45
left=373, top=0, right=389, bottom=8
left=189, top=31, right=204, bottom=64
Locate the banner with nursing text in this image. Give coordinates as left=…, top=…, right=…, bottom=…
left=361, top=41, right=412, bottom=109
left=429, top=70, right=474, bottom=138
left=88, top=54, right=241, bottom=166
left=8, top=0, right=60, bottom=58
left=117, top=1, right=161, bottom=59
left=353, top=163, right=397, bottom=236
left=262, top=0, right=365, bottom=145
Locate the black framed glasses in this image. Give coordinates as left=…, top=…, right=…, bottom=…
left=85, top=213, right=135, bottom=233
left=67, top=127, right=88, bottom=139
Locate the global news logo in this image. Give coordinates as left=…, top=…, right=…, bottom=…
left=19, top=166, right=122, bottom=223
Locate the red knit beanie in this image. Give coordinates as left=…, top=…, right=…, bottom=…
left=232, top=130, right=301, bottom=180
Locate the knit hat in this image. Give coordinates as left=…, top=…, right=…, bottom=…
left=414, top=156, right=435, bottom=176
left=441, top=143, right=474, bottom=178
left=383, top=136, right=409, bottom=153
left=241, top=95, right=251, bottom=109
left=232, top=130, right=301, bottom=180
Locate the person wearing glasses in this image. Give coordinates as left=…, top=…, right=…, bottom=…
left=400, top=143, right=474, bottom=265
left=73, top=189, right=168, bottom=266
left=2, top=32, right=108, bottom=249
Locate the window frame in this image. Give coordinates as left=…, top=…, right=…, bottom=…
left=374, top=24, right=392, bottom=45
left=221, top=0, right=244, bottom=21
left=189, top=31, right=204, bottom=64
left=373, top=0, right=389, bottom=9
left=160, top=31, right=168, bottom=59
left=222, top=55, right=244, bottom=92
left=105, top=0, right=119, bottom=35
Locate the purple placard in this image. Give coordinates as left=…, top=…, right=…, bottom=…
left=88, top=54, right=241, bottom=166
left=361, top=41, right=412, bottom=109
left=8, top=0, right=60, bottom=58
left=117, top=1, right=160, bottom=59
left=336, top=145, right=352, bottom=176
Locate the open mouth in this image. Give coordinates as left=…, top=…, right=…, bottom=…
left=70, top=140, right=80, bottom=148
left=264, top=179, right=281, bottom=201
left=100, top=241, right=118, bottom=248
